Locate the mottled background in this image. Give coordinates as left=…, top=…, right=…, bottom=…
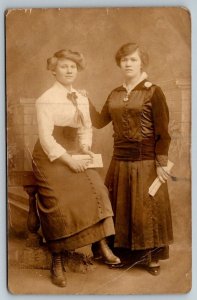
left=6, top=8, right=191, bottom=293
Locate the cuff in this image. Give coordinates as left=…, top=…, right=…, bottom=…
left=80, top=144, right=91, bottom=150
left=155, top=155, right=168, bottom=167
left=48, top=149, right=67, bottom=162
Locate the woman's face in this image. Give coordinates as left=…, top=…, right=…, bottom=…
left=54, top=58, right=78, bottom=86
left=119, top=50, right=142, bottom=79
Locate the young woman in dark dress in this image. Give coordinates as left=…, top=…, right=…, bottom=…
left=89, top=43, right=173, bottom=275
left=32, top=49, right=120, bottom=288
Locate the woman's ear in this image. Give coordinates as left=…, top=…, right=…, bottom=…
left=52, top=71, right=56, bottom=76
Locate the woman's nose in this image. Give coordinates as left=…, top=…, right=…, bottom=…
left=125, top=60, right=132, bottom=67
left=66, top=67, right=72, bottom=73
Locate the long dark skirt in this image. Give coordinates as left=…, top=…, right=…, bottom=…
left=105, top=159, right=173, bottom=261
left=32, top=137, right=115, bottom=252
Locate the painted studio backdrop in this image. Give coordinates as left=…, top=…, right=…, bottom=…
left=7, top=8, right=191, bottom=294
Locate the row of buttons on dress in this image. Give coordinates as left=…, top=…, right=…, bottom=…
left=122, top=92, right=132, bottom=139
left=84, top=171, right=103, bottom=216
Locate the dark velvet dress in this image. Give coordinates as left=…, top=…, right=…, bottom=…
left=89, top=79, right=173, bottom=261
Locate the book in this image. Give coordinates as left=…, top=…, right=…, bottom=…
left=71, top=154, right=103, bottom=168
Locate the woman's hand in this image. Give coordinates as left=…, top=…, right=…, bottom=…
left=80, top=145, right=95, bottom=158
left=156, top=166, right=170, bottom=183
left=59, top=153, right=88, bottom=173
left=66, top=158, right=89, bottom=173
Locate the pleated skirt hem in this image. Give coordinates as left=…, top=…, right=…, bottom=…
left=105, top=159, right=173, bottom=250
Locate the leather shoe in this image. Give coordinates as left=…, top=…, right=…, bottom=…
left=98, top=239, right=121, bottom=265
left=146, top=265, right=161, bottom=276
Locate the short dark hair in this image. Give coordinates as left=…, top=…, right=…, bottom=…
left=47, top=49, right=86, bottom=72
left=115, top=43, right=149, bottom=68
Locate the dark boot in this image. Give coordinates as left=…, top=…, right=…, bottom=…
left=61, top=252, right=67, bottom=272
left=98, top=239, right=121, bottom=265
left=51, top=253, right=67, bottom=287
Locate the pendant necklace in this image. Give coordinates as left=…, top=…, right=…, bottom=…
left=123, top=93, right=129, bottom=102
left=123, top=84, right=132, bottom=102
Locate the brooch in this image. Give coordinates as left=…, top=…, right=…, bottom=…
left=144, top=81, right=152, bottom=89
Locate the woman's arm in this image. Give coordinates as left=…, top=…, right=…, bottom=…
left=151, top=86, right=171, bottom=166
left=88, top=96, right=112, bottom=129
left=151, top=87, right=171, bottom=182
left=36, top=101, right=66, bottom=161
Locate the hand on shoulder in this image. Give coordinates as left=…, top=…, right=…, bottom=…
left=77, top=89, right=89, bottom=98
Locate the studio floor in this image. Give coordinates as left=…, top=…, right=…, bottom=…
left=8, top=236, right=191, bottom=295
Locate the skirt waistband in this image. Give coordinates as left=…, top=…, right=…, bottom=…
left=113, top=139, right=155, bottom=161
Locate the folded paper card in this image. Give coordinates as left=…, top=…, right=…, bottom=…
left=148, top=160, right=174, bottom=197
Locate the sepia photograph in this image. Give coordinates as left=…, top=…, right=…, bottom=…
left=6, top=7, right=191, bottom=295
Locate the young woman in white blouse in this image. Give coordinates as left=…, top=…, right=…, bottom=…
left=32, top=49, right=120, bottom=288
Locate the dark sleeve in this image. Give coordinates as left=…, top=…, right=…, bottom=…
left=88, top=96, right=112, bottom=129
left=151, top=86, right=171, bottom=166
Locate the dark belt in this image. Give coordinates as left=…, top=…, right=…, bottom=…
left=113, top=139, right=156, bottom=161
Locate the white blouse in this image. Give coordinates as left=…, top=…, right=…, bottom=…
left=36, top=81, right=92, bottom=162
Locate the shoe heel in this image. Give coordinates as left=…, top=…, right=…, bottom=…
left=98, top=239, right=121, bottom=265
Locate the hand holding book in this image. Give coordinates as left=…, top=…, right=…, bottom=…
left=71, top=154, right=103, bottom=168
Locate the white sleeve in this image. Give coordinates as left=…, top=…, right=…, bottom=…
left=77, top=99, right=92, bottom=149
left=36, top=101, right=66, bottom=161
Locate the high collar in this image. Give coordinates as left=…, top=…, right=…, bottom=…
left=122, top=72, right=148, bottom=93
left=116, top=72, right=149, bottom=93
